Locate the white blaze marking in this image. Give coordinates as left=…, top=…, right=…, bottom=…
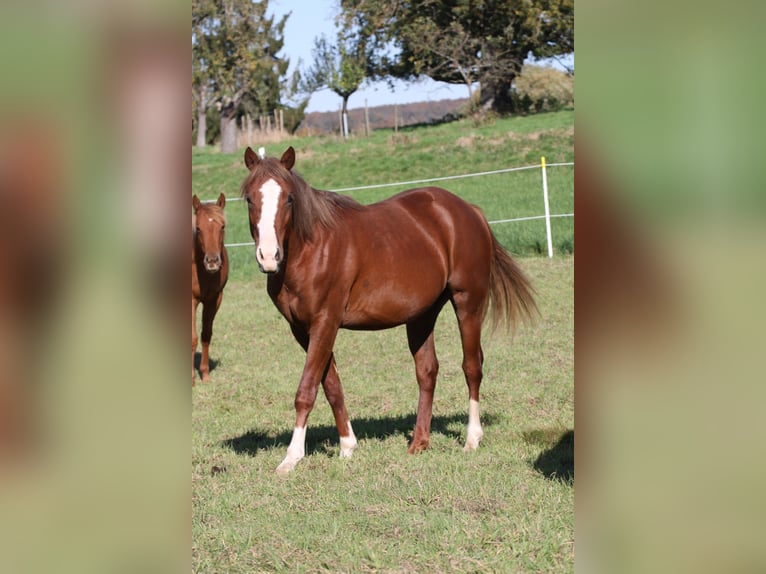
left=256, top=178, right=283, bottom=271
left=340, top=421, right=358, bottom=458
left=257, top=146, right=266, bottom=159
left=464, top=398, right=483, bottom=451
left=276, top=426, right=306, bottom=474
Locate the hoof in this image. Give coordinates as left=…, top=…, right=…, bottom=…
left=407, top=440, right=429, bottom=454
left=339, top=435, right=357, bottom=458
left=276, top=461, right=296, bottom=475
left=276, top=454, right=302, bottom=475
left=463, top=427, right=484, bottom=452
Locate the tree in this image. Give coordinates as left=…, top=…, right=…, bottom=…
left=192, top=0, right=215, bottom=147
left=192, top=0, right=290, bottom=152
left=279, top=69, right=312, bottom=134
left=341, top=0, right=574, bottom=114
left=304, top=30, right=367, bottom=138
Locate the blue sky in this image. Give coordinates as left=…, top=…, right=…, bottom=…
left=268, top=0, right=467, bottom=113
left=268, top=0, right=573, bottom=113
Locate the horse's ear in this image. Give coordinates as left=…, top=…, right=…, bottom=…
left=244, top=146, right=259, bottom=170
left=217, top=193, right=226, bottom=208
left=192, top=194, right=201, bottom=212
left=280, top=146, right=295, bottom=171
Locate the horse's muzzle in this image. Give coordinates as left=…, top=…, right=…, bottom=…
left=256, top=246, right=281, bottom=274
left=203, top=254, right=222, bottom=273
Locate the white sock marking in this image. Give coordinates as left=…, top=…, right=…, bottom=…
left=464, top=398, right=483, bottom=451
left=256, top=178, right=282, bottom=271
left=339, top=421, right=358, bottom=458
left=276, top=426, right=306, bottom=474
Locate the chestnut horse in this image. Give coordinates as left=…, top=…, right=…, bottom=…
left=192, top=193, right=229, bottom=384
left=241, top=147, right=537, bottom=473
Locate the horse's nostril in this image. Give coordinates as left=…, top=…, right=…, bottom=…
left=275, top=247, right=281, bottom=262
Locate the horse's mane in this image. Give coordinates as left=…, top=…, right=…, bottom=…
left=240, top=157, right=362, bottom=242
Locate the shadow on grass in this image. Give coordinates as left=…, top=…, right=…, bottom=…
left=222, top=411, right=499, bottom=458
left=193, top=352, right=219, bottom=377
left=523, top=428, right=574, bottom=484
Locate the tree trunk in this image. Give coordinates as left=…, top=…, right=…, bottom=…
left=220, top=102, right=238, bottom=154
left=196, top=104, right=207, bottom=148
left=465, top=81, right=476, bottom=112
left=341, top=96, right=350, bottom=138
left=480, top=75, right=517, bottom=114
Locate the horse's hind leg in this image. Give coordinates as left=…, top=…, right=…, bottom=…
left=406, top=304, right=443, bottom=453
left=450, top=290, right=486, bottom=451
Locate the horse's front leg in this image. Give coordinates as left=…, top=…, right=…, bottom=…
left=192, top=297, right=199, bottom=385
left=322, top=356, right=357, bottom=458
left=199, top=296, right=219, bottom=382
left=277, top=319, right=339, bottom=475
left=287, top=325, right=357, bottom=464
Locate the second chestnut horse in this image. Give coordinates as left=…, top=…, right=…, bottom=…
left=241, top=147, right=537, bottom=473
left=192, top=193, right=228, bottom=384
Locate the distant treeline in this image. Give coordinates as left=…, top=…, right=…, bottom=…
left=296, top=98, right=470, bottom=136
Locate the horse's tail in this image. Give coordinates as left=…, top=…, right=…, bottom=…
left=487, top=233, right=539, bottom=335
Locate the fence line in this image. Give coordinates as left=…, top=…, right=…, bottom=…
left=225, top=161, right=573, bottom=201
left=329, top=164, right=551, bottom=193
left=488, top=213, right=573, bottom=225
left=223, top=159, right=573, bottom=257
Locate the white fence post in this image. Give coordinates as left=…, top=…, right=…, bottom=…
left=541, top=156, right=554, bottom=258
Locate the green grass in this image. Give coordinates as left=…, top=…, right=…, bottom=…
left=193, top=110, right=574, bottom=280
left=193, top=111, right=574, bottom=572
left=192, top=257, right=573, bottom=573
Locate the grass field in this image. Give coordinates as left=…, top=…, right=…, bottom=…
left=192, top=111, right=574, bottom=572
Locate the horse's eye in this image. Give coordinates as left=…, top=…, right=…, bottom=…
left=286, top=195, right=294, bottom=205
left=245, top=195, right=253, bottom=205
left=221, top=224, right=225, bottom=230
left=195, top=227, right=200, bottom=234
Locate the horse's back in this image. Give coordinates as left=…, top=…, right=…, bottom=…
left=379, top=186, right=489, bottom=232
left=376, top=186, right=493, bottom=262
left=339, top=187, right=492, bottom=328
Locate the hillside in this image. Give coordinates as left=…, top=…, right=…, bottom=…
left=297, top=97, right=470, bottom=135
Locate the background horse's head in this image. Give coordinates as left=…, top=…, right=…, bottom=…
left=193, top=193, right=226, bottom=273
left=241, top=146, right=296, bottom=273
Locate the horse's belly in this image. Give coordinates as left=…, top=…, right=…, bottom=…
left=342, top=275, right=445, bottom=329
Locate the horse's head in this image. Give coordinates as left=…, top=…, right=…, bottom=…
left=192, top=193, right=226, bottom=273
left=241, top=146, right=296, bottom=274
